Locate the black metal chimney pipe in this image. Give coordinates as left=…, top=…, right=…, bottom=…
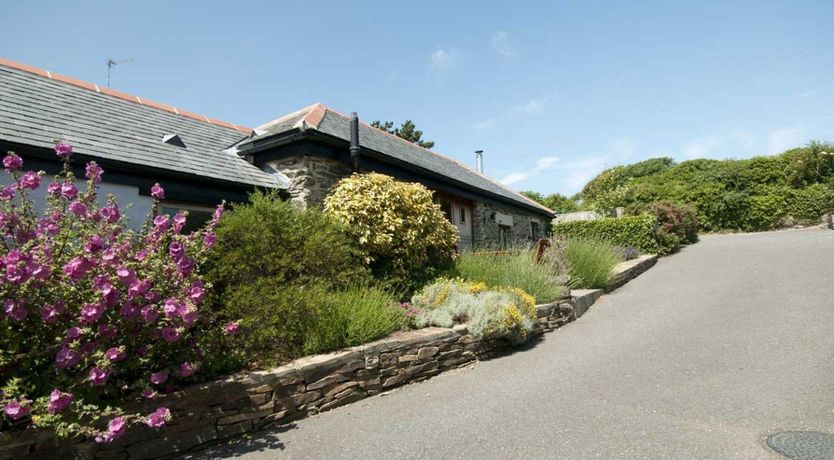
left=350, top=112, right=360, bottom=172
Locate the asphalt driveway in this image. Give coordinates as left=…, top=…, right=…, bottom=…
left=193, top=228, right=834, bottom=459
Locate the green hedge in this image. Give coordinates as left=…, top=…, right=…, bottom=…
left=551, top=215, right=665, bottom=254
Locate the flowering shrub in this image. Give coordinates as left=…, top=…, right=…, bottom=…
left=323, top=173, right=459, bottom=292
left=410, top=279, right=537, bottom=344
left=0, top=144, right=221, bottom=442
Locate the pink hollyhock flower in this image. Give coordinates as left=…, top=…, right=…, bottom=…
left=80, top=302, right=104, bottom=324
left=120, top=301, right=139, bottom=319
left=3, top=299, right=26, bottom=321
left=95, top=416, right=127, bottom=443
left=84, top=234, right=104, bottom=252
left=60, top=182, right=78, bottom=200
left=149, top=370, right=168, bottom=385
left=145, top=407, right=171, bottom=428
left=181, top=308, right=198, bottom=327
left=100, top=283, right=119, bottom=305
left=69, top=201, right=88, bottom=217
left=105, top=347, right=125, bottom=362
left=47, top=389, right=73, bottom=414
left=150, top=183, right=165, bottom=200
left=102, top=249, right=118, bottom=265
left=63, top=256, right=91, bottom=280
left=141, top=389, right=158, bottom=399
left=0, top=185, right=15, bottom=201
left=89, top=367, right=111, bottom=386
left=4, top=400, right=29, bottom=420
left=2, top=153, right=23, bottom=170
left=30, top=262, right=51, bottom=280
left=161, top=327, right=180, bottom=343
left=140, top=305, right=158, bottom=324
left=162, top=298, right=179, bottom=318
left=54, top=142, right=72, bottom=159
left=5, top=265, right=24, bottom=284
left=172, top=212, right=186, bottom=233
left=46, top=181, right=61, bottom=196
left=223, top=321, right=240, bottom=336
left=128, top=279, right=151, bottom=298
left=189, top=281, right=205, bottom=304
left=168, top=241, right=184, bottom=260
left=116, top=266, right=135, bottom=283
left=19, top=171, right=41, bottom=190
left=66, top=326, right=83, bottom=339
left=100, top=204, right=120, bottom=223
left=179, top=362, right=196, bottom=377
left=203, top=231, right=217, bottom=247
left=55, top=347, right=80, bottom=368
left=212, top=204, right=224, bottom=224
left=97, top=324, right=117, bottom=340
left=40, top=303, right=64, bottom=323
left=176, top=256, right=194, bottom=276
left=85, top=162, right=103, bottom=184
left=152, top=214, right=169, bottom=231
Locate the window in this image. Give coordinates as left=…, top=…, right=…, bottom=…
left=531, top=221, right=540, bottom=240
left=459, top=207, right=466, bottom=224
left=438, top=197, right=452, bottom=222
left=160, top=203, right=215, bottom=234
left=499, top=225, right=510, bottom=249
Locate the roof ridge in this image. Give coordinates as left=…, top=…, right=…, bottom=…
left=0, top=57, right=252, bottom=134
left=319, top=106, right=553, bottom=213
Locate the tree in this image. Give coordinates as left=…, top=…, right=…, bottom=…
left=370, top=120, right=435, bottom=149
left=521, top=191, right=579, bottom=214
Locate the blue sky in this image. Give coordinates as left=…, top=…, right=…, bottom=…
left=3, top=0, right=834, bottom=195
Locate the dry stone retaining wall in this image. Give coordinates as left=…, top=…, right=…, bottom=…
left=3, top=300, right=574, bottom=460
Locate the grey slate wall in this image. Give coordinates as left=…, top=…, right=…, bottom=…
left=473, top=201, right=546, bottom=248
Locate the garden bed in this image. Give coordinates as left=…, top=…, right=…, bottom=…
left=3, top=299, right=574, bottom=460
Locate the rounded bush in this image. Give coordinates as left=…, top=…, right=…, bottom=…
left=324, top=173, right=459, bottom=291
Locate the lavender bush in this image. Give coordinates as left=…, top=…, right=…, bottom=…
left=0, top=143, right=224, bottom=443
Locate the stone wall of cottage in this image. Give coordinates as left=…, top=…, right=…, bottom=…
left=3, top=300, right=574, bottom=459
left=472, top=201, right=548, bottom=248
left=265, top=155, right=351, bottom=208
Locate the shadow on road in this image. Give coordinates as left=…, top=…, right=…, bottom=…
left=180, top=422, right=298, bottom=459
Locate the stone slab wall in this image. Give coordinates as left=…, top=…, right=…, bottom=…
left=472, top=201, right=548, bottom=248
left=605, top=255, right=658, bottom=292
left=3, top=299, right=574, bottom=460
left=265, top=155, right=351, bottom=208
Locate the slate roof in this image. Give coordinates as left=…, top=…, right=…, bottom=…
left=0, top=60, right=281, bottom=189
left=241, top=104, right=554, bottom=215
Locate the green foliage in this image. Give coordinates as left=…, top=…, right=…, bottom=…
left=370, top=119, right=435, bottom=149
left=521, top=191, right=580, bottom=213
left=551, top=215, right=665, bottom=254
left=410, top=280, right=537, bottom=345
left=563, top=238, right=623, bottom=289
left=324, top=173, right=459, bottom=292
left=207, top=190, right=370, bottom=292
left=579, top=143, right=834, bottom=232
left=222, top=281, right=404, bottom=366
left=633, top=201, right=699, bottom=250
left=450, top=250, right=567, bottom=303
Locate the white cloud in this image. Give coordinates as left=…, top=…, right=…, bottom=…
left=508, top=98, right=545, bottom=115
left=794, top=84, right=834, bottom=99
left=768, top=127, right=801, bottom=154
left=473, top=118, right=496, bottom=130
left=491, top=31, right=513, bottom=57
left=500, top=156, right=560, bottom=185
left=679, top=130, right=757, bottom=159
left=429, top=47, right=458, bottom=77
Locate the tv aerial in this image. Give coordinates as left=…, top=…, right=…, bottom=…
left=106, top=58, right=134, bottom=87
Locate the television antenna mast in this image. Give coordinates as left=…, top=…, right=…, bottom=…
left=106, top=58, right=134, bottom=87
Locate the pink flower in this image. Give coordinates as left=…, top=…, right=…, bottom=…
left=56, top=347, right=80, bottom=368
left=80, top=302, right=104, bottom=324
left=84, top=234, right=103, bottom=252
left=4, top=400, right=29, bottom=420
left=97, top=323, right=117, bottom=340
left=100, top=204, right=120, bottom=223
left=40, top=303, right=64, bottom=323
left=63, top=256, right=91, bottom=280
left=119, top=301, right=139, bottom=319
left=116, top=266, right=136, bottom=283
left=161, top=327, right=180, bottom=343
left=203, top=231, right=217, bottom=247
left=162, top=298, right=179, bottom=318
left=46, top=181, right=61, bottom=196
left=150, top=183, right=165, bottom=200
left=152, top=215, right=169, bottom=231
left=3, top=153, right=23, bottom=170
left=102, top=249, right=118, bottom=265
left=66, top=326, right=82, bottom=339
left=149, top=370, right=168, bottom=385
left=172, top=212, right=186, bottom=233
left=145, top=407, right=171, bottom=428
left=54, top=142, right=73, bottom=159
left=0, top=185, right=15, bottom=201
left=105, top=347, right=125, bottom=362
left=89, top=367, right=111, bottom=386
left=19, top=171, right=41, bottom=190
left=181, top=308, right=198, bottom=327
left=100, top=283, right=119, bottom=305
left=211, top=204, right=224, bottom=224
left=60, top=182, right=78, bottom=200
left=47, top=389, right=73, bottom=414
left=168, top=241, right=184, bottom=260
left=141, top=305, right=158, bottom=324
left=179, top=362, right=196, bottom=377
left=223, top=321, right=240, bottom=336
left=69, top=201, right=88, bottom=218
left=96, top=416, right=127, bottom=443
left=85, top=162, right=103, bottom=184
left=3, top=299, right=26, bottom=321
left=188, top=281, right=205, bottom=304
left=141, top=389, right=158, bottom=399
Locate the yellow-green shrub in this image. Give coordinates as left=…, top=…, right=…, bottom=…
left=324, top=173, right=459, bottom=291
